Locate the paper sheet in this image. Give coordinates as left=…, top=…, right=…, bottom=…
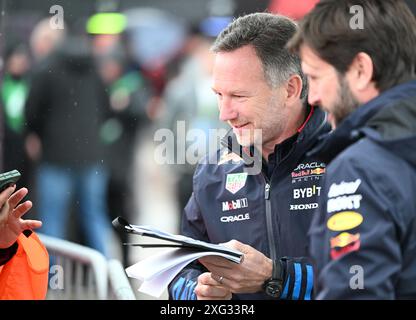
left=126, top=248, right=240, bottom=297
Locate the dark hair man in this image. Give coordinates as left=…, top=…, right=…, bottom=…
left=168, top=12, right=330, bottom=300
left=288, top=0, right=416, bottom=299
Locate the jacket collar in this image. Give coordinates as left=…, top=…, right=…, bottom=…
left=220, top=105, right=329, bottom=167
left=309, top=79, right=416, bottom=163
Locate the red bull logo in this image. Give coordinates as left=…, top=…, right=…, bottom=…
left=330, top=232, right=360, bottom=248
left=291, top=168, right=326, bottom=178
left=291, top=170, right=310, bottom=178
left=311, top=168, right=325, bottom=175
left=330, top=239, right=361, bottom=260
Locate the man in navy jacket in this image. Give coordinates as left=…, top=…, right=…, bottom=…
left=168, top=13, right=330, bottom=300
left=288, top=0, right=416, bottom=299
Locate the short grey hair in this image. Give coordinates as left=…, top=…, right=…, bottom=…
left=212, top=12, right=308, bottom=100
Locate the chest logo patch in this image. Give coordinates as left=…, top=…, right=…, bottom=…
left=327, top=211, right=363, bottom=231
left=225, top=172, right=248, bottom=194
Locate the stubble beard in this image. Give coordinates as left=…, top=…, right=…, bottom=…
left=332, top=75, right=361, bottom=127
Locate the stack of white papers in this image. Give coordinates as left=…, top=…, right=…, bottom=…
left=112, top=217, right=244, bottom=298
left=126, top=248, right=241, bottom=297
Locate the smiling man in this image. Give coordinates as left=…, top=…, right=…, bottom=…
left=288, top=0, right=416, bottom=299
left=168, top=13, right=330, bottom=300
left=212, top=44, right=303, bottom=156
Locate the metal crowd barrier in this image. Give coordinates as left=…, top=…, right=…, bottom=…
left=38, top=233, right=135, bottom=300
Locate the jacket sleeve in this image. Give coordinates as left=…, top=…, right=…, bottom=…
left=168, top=194, right=316, bottom=300
left=168, top=191, right=209, bottom=300
left=277, top=256, right=315, bottom=300
left=313, top=155, right=402, bottom=299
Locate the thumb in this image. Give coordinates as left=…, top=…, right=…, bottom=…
left=221, top=239, right=247, bottom=251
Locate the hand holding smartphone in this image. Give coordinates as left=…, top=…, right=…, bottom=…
left=0, top=170, right=21, bottom=192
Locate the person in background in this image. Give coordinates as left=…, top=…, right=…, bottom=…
left=97, top=46, right=154, bottom=265
left=29, top=18, right=66, bottom=64
left=25, top=31, right=113, bottom=257
left=24, top=18, right=66, bottom=186
left=161, top=24, right=229, bottom=217
left=1, top=43, right=31, bottom=185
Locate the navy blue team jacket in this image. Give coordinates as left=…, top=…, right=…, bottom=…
left=309, top=80, right=416, bottom=299
left=168, top=106, right=330, bottom=300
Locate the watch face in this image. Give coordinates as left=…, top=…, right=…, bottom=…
left=265, top=280, right=282, bottom=298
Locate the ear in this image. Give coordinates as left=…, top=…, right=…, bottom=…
left=346, top=52, right=374, bottom=92
left=285, top=74, right=303, bottom=105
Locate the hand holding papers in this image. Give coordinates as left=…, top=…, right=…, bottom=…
left=113, top=217, right=244, bottom=297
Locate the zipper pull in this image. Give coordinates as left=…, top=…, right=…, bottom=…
left=265, top=183, right=270, bottom=200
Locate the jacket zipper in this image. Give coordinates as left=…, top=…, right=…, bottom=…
left=264, top=177, right=278, bottom=262
left=220, top=133, right=279, bottom=261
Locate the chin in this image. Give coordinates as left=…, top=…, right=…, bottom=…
left=235, top=135, right=253, bottom=147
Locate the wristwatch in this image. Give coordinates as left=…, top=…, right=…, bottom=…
left=263, top=259, right=283, bottom=298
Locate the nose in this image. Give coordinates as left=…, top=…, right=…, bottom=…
left=218, top=97, right=238, bottom=122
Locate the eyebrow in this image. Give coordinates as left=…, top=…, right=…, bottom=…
left=211, top=87, right=251, bottom=95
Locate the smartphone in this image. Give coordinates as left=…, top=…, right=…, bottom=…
left=0, top=170, right=21, bottom=192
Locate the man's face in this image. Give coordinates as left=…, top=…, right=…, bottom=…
left=300, top=45, right=359, bottom=128
left=212, top=45, right=287, bottom=147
